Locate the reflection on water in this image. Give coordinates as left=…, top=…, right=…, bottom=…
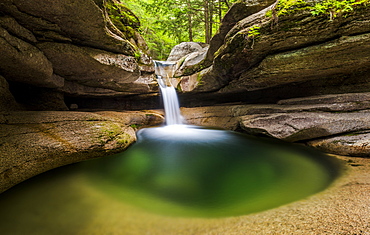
left=0, top=125, right=341, bottom=234
left=85, top=125, right=340, bottom=217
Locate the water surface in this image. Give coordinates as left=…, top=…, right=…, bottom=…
left=85, top=125, right=340, bottom=217
left=0, top=125, right=341, bottom=234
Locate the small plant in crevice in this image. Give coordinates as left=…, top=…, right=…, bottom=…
left=246, top=25, right=261, bottom=49
left=129, top=124, right=143, bottom=130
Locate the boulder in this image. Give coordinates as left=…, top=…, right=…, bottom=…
left=167, top=42, right=203, bottom=62
left=0, top=15, right=37, bottom=43
left=308, top=131, right=370, bottom=157
left=0, top=110, right=164, bottom=193
left=174, top=46, right=209, bottom=77
left=239, top=111, right=370, bottom=142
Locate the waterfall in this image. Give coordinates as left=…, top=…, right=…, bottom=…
left=154, top=60, right=184, bottom=125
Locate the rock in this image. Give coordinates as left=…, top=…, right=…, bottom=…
left=0, top=0, right=154, bottom=111
left=69, top=104, right=78, bottom=110
left=195, top=5, right=370, bottom=97
left=183, top=103, right=370, bottom=144
left=204, top=0, right=277, bottom=65
left=37, top=42, right=148, bottom=92
left=0, top=25, right=58, bottom=88
left=181, top=92, right=370, bottom=157
left=181, top=105, right=238, bottom=130
left=0, top=15, right=37, bottom=43
left=168, top=0, right=277, bottom=91
left=177, top=73, right=200, bottom=92
left=239, top=111, right=370, bottom=142
left=167, top=42, right=203, bottom=62
left=0, top=0, right=135, bottom=54
left=174, top=46, right=209, bottom=77
left=308, top=131, right=370, bottom=157
left=0, top=76, right=19, bottom=111
left=60, top=81, right=135, bottom=97
left=223, top=33, right=370, bottom=92
left=0, top=110, right=164, bottom=193
left=278, top=93, right=370, bottom=106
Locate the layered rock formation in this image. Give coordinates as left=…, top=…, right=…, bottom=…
left=0, top=0, right=155, bottom=111
left=173, top=0, right=370, bottom=102
left=182, top=92, right=370, bottom=157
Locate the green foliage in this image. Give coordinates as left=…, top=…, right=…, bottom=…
left=273, top=0, right=310, bottom=16
left=267, top=0, right=369, bottom=20
left=134, top=51, right=142, bottom=60
left=247, top=25, right=261, bottom=38
left=129, top=124, right=139, bottom=129
left=245, top=25, right=261, bottom=50
left=105, top=0, right=140, bottom=37
left=311, top=0, right=369, bottom=20
left=118, top=0, right=238, bottom=60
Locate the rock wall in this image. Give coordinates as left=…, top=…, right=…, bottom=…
left=172, top=1, right=370, bottom=104
left=0, top=0, right=155, bottom=111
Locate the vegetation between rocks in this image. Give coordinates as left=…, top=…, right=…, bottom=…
left=270, top=0, right=370, bottom=20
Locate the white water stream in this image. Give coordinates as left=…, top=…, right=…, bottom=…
left=154, top=60, right=184, bottom=125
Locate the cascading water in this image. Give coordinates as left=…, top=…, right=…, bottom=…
left=153, top=60, right=183, bottom=125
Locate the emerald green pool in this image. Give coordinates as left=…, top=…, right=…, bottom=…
left=0, top=125, right=340, bottom=234
left=86, top=125, right=339, bottom=217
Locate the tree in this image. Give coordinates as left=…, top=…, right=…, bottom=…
left=119, top=0, right=238, bottom=59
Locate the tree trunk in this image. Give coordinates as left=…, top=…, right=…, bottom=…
left=218, top=0, right=222, bottom=24
left=204, top=0, right=210, bottom=43
left=186, top=0, right=193, bottom=41
left=209, top=0, right=213, bottom=39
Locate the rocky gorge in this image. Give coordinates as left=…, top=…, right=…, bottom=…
left=0, top=0, right=370, bottom=232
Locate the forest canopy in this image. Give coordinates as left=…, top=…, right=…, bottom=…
left=119, top=0, right=238, bottom=59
